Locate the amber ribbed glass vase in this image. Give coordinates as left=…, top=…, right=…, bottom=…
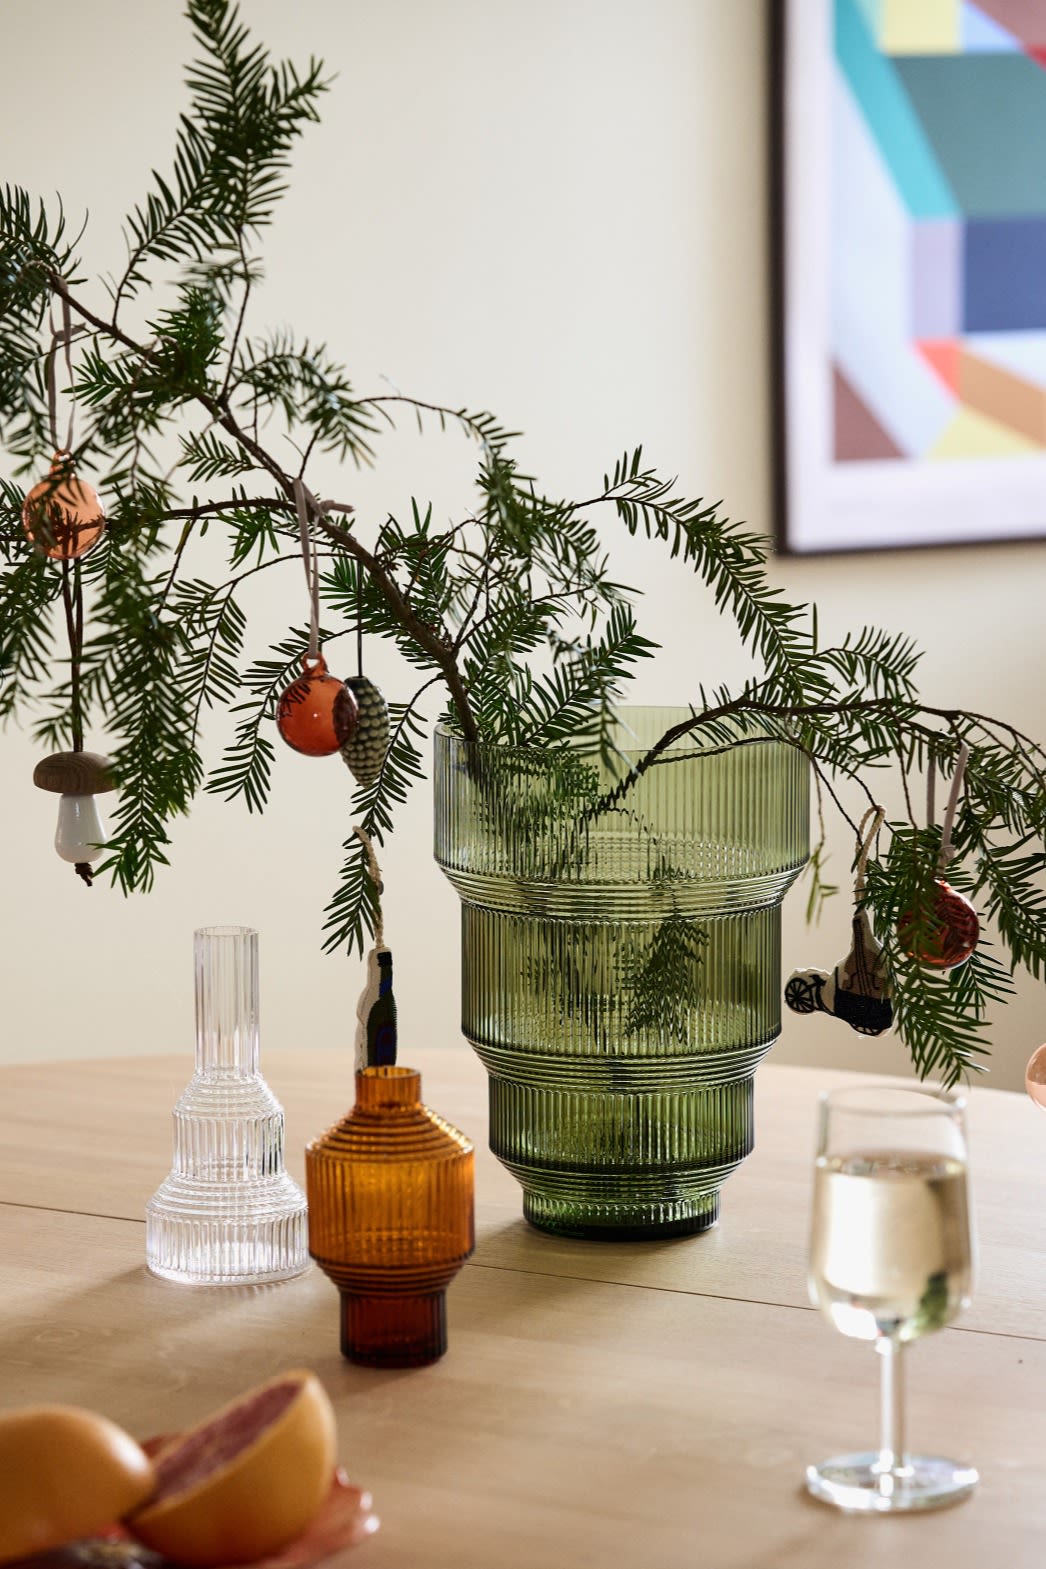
left=305, top=1067, right=475, bottom=1367
left=434, top=707, right=809, bottom=1240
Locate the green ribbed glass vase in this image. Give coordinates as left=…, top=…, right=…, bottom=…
left=433, top=707, right=809, bottom=1240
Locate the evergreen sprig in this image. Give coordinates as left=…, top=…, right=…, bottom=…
left=113, top=0, right=327, bottom=313
left=87, top=551, right=204, bottom=890
left=322, top=691, right=432, bottom=955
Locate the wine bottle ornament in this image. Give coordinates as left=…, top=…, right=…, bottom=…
left=785, top=805, right=893, bottom=1037
left=351, top=825, right=397, bottom=1071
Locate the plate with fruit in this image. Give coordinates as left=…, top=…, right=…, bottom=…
left=0, top=1370, right=378, bottom=1569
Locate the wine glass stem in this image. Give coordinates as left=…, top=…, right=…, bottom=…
left=876, top=1335, right=907, bottom=1476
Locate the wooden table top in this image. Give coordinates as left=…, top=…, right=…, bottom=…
left=2, top=1049, right=1044, bottom=1568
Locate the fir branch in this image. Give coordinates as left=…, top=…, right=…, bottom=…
left=594, top=449, right=812, bottom=691
left=232, top=332, right=379, bottom=466
left=0, top=552, right=59, bottom=721
left=169, top=575, right=248, bottom=732
left=52, top=269, right=485, bottom=743
left=204, top=627, right=322, bottom=809
left=0, top=187, right=77, bottom=458
left=863, top=837, right=999, bottom=1087
left=112, top=0, right=327, bottom=313
left=516, top=602, right=657, bottom=753
left=968, top=834, right=1046, bottom=982
left=204, top=709, right=276, bottom=814
left=87, top=552, right=204, bottom=891
left=178, top=428, right=259, bottom=484
left=321, top=684, right=436, bottom=956
left=358, top=395, right=519, bottom=457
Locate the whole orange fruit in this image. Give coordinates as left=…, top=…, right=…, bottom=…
left=0, top=1404, right=154, bottom=1562
left=126, top=1369, right=337, bottom=1567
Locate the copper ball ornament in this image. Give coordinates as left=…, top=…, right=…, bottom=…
left=1026, top=1045, right=1046, bottom=1110
left=276, top=654, right=357, bottom=757
left=898, top=879, right=979, bottom=969
left=22, top=452, right=105, bottom=561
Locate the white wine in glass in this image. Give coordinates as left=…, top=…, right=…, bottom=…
left=806, top=1085, right=978, bottom=1512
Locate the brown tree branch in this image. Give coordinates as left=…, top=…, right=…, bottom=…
left=48, top=274, right=481, bottom=745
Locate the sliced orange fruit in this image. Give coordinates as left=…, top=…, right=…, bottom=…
left=0, top=1404, right=154, bottom=1562
left=126, top=1369, right=337, bottom=1567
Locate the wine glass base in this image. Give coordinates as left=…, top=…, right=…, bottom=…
left=806, top=1453, right=978, bottom=1513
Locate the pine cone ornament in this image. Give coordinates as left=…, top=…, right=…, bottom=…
left=339, top=676, right=390, bottom=786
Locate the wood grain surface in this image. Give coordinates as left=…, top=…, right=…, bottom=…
left=1, top=1052, right=1043, bottom=1567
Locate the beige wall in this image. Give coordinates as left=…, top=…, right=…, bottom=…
left=1, top=1, right=1042, bottom=1091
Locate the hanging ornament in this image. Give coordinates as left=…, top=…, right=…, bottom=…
left=26, top=297, right=112, bottom=889
left=898, top=879, right=979, bottom=969
left=276, top=479, right=358, bottom=757
left=22, top=451, right=105, bottom=561
left=33, top=751, right=115, bottom=886
left=786, top=805, right=893, bottom=1037
left=23, top=297, right=103, bottom=560
left=898, top=744, right=979, bottom=969
left=340, top=677, right=390, bottom=787
left=1025, top=1044, right=1046, bottom=1109
left=277, top=653, right=356, bottom=756
left=337, top=569, right=390, bottom=787
left=352, top=826, right=397, bottom=1071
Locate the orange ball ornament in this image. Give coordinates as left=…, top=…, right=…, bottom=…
left=898, top=878, right=979, bottom=969
left=276, top=654, right=357, bottom=757
left=1026, top=1045, right=1046, bottom=1110
left=22, top=452, right=105, bottom=560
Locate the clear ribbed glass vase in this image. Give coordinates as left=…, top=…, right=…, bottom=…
left=434, top=707, right=809, bottom=1239
left=145, top=926, right=309, bottom=1285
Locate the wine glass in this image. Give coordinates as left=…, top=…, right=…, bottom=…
left=805, top=1083, right=978, bottom=1513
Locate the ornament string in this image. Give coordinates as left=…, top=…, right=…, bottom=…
left=46, top=294, right=78, bottom=454
left=937, top=742, right=969, bottom=874
left=854, top=804, right=885, bottom=903
left=292, top=477, right=322, bottom=660
left=352, top=824, right=385, bottom=949
left=356, top=565, right=364, bottom=679
left=46, top=293, right=87, bottom=752
left=45, top=289, right=92, bottom=885
left=291, top=481, right=356, bottom=660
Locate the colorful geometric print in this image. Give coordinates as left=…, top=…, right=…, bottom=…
left=832, top=0, right=1046, bottom=461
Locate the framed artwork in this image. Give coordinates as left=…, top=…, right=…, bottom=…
left=772, top=0, right=1046, bottom=554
